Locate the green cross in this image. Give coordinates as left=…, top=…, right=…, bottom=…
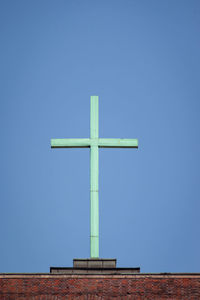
left=51, top=96, right=138, bottom=258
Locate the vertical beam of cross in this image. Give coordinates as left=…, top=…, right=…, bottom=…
left=51, top=96, right=138, bottom=258
left=90, top=96, right=99, bottom=257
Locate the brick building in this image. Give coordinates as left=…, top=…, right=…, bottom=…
left=1, top=259, right=200, bottom=299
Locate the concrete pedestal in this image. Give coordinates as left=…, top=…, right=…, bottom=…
left=50, top=258, right=140, bottom=274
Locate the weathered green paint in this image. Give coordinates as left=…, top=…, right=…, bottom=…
left=98, top=138, right=138, bottom=148
left=90, top=95, right=99, bottom=139
left=90, top=96, right=99, bottom=258
left=51, top=139, right=90, bottom=148
left=51, top=138, right=138, bottom=148
left=51, top=95, right=138, bottom=258
left=90, top=145, right=99, bottom=257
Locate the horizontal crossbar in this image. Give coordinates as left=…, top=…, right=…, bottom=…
left=51, top=138, right=138, bottom=148
left=98, top=139, right=138, bottom=148
left=51, top=139, right=90, bottom=148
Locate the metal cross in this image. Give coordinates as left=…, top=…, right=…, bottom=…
left=51, top=96, right=138, bottom=258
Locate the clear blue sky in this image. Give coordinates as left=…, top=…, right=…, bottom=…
left=0, top=0, right=200, bottom=273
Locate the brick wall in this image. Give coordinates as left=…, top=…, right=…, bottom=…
left=0, top=274, right=200, bottom=299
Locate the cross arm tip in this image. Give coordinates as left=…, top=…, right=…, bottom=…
left=51, top=139, right=56, bottom=148
left=136, top=139, right=139, bottom=148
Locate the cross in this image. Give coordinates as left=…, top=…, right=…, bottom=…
left=51, top=96, right=138, bottom=258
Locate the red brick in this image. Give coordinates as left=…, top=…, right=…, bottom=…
left=0, top=275, right=200, bottom=299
